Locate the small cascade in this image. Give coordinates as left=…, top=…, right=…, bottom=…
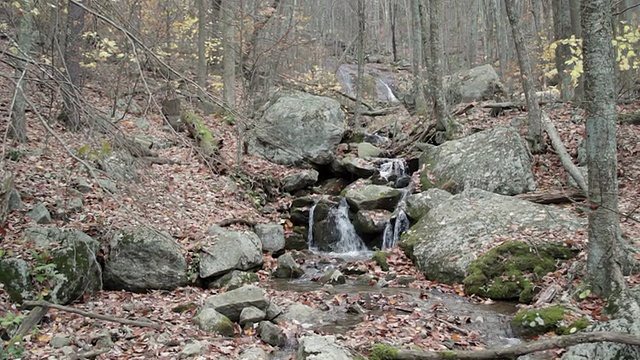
left=379, top=158, right=407, bottom=181
left=382, top=210, right=410, bottom=250
left=307, top=200, right=317, bottom=246
left=330, top=199, right=368, bottom=253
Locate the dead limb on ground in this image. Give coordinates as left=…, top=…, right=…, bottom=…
left=374, top=331, right=640, bottom=360
left=14, top=300, right=163, bottom=341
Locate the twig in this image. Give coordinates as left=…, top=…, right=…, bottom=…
left=23, top=300, right=163, bottom=330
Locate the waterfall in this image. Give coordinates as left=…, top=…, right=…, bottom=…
left=381, top=210, right=410, bottom=250
left=307, top=201, right=317, bottom=246
left=330, top=199, right=367, bottom=254
left=379, top=158, right=407, bottom=181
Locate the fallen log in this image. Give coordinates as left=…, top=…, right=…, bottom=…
left=371, top=331, right=640, bottom=360
left=515, top=188, right=586, bottom=204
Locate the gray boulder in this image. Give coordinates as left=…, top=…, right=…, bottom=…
left=282, top=170, right=319, bottom=193
left=103, top=227, right=187, bottom=292
left=297, top=334, right=353, bottom=360
left=239, top=347, right=268, bottom=360
left=204, top=285, right=268, bottom=322
left=343, top=184, right=404, bottom=211
left=254, top=224, right=285, bottom=254
left=27, top=203, right=51, bottom=224
left=239, top=306, right=266, bottom=325
left=258, top=321, right=286, bottom=347
left=337, top=156, right=377, bottom=178
left=180, top=340, right=207, bottom=359
left=247, top=90, right=346, bottom=166
left=199, top=227, right=263, bottom=278
left=352, top=209, right=391, bottom=234
left=405, top=189, right=452, bottom=221
left=96, top=152, right=139, bottom=182
left=0, top=258, right=32, bottom=303
left=444, top=64, right=504, bottom=105
left=49, top=230, right=103, bottom=304
left=278, top=303, right=327, bottom=325
left=357, top=142, right=383, bottom=158
left=208, top=270, right=258, bottom=290
left=400, top=188, right=583, bottom=284
left=8, top=188, right=25, bottom=211
left=273, top=253, right=304, bottom=279
left=419, top=127, right=535, bottom=195
left=192, top=308, right=235, bottom=336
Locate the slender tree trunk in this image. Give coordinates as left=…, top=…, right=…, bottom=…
left=505, top=0, right=546, bottom=154
left=61, top=0, right=85, bottom=131
left=418, top=0, right=431, bottom=104
left=553, top=0, right=574, bottom=100
left=428, top=0, right=448, bottom=133
left=222, top=0, right=235, bottom=108
left=582, top=0, right=624, bottom=298
left=569, top=0, right=584, bottom=102
left=355, top=0, right=366, bottom=128
left=390, top=0, right=398, bottom=63
left=10, top=0, right=33, bottom=143
left=410, top=0, right=428, bottom=116
left=197, top=0, right=207, bottom=103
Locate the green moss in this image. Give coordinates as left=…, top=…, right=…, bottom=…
left=372, top=251, right=390, bottom=271
left=172, top=302, right=197, bottom=313
left=437, top=350, right=458, bottom=359
left=370, top=344, right=398, bottom=360
left=511, top=305, right=567, bottom=337
left=463, top=241, right=577, bottom=303
left=558, top=317, right=590, bottom=335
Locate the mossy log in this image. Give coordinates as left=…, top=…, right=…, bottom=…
left=181, top=111, right=226, bottom=173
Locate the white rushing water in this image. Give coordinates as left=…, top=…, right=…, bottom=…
left=379, top=158, right=407, bottom=181
left=330, top=198, right=368, bottom=254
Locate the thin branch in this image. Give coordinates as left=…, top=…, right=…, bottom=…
left=23, top=300, right=163, bottom=330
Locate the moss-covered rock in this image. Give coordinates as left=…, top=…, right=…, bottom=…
left=372, top=251, right=390, bottom=271
left=511, top=305, right=569, bottom=337
left=463, top=241, right=576, bottom=303
left=0, top=258, right=33, bottom=303
left=369, top=343, right=398, bottom=360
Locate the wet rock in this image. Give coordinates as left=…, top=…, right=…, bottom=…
left=254, top=224, right=285, bottom=254
left=273, top=253, right=304, bottom=279
left=316, top=178, right=350, bottom=195
left=343, top=184, right=403, bottom=211
left=297, top=334, right=352, bottom=360
left=258, top=321, right=286, bottom=347
left=278, top=303, right=326, bottom=325
left=204, top=285, right=268, bottom=322
left=419, top=127, right=535, bottom=196
left=352, top=209, right=391, bottom=234
left=193, top=308, right=235, bottom=336
left=319, top=269, right=346, bottom=285
left=396, top=276, right=417, bottom=285
left=354, top=273, right=376, bottom=285
left=104, top=227, right=187, bottom=292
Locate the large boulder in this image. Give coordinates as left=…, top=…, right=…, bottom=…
left=49, top=230, right=103, bottom=304
left=404, top=189, right=452, bottom=221
left=199, top=227, right=263, bottom=278
left=419, top=127, right=535, bottom=195
left=204, top=285, right=269, bottom=322
left=0, top=258, right=32, bottom=303
left=253, top=224, right=285, bottom=254
left=247, top=91, right=346, bottom=166
left=342, top=183, right=404, bottom=211
left=400, top=188, right=583, bottom=284
left=444, top=64, right=505, bottom=105
left=282, top=170, right=319, bottom=193
left=103, top=227, right=187, bottom=292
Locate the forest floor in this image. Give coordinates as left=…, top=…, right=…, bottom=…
left=1, top=61, right=640, bottom=359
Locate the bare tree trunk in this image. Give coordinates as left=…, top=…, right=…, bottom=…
left=390, top=0, right=398, bottom=63
left=61, top=0, right=85, bottom=131
left=355, top=0, right=366, bottom=128
left=222, top=0, right=235, bottom=108
left=553, top=0, right=574, bottom=100
left=569, top=0, right=584, bottom=102
left=582, top=0, right=625, bottom=297
left=196, top=0, right=207, bottom=102
left=505, top=0, right=546, bottom=154
left=428, top=0, right=449, bottom=133
left=410, top=0, right=428, bottom=116
left=10, top=0, right=33, bottom=143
